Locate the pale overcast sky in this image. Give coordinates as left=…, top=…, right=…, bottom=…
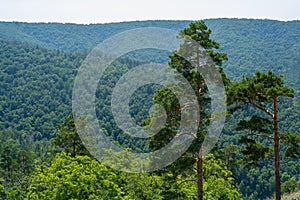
left=0, top=0, right=299, bottom=24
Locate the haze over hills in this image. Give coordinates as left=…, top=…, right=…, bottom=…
left=0, top=18, right=299, bottom=199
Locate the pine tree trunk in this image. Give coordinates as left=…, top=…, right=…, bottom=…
left=197, top=152, right=203, bottom=200
left=273, top=96, right=281, bottom=200
left=196, top=50, right=204, bottom=200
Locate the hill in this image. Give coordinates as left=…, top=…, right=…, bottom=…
left=1, top=19, right=300, bottom=85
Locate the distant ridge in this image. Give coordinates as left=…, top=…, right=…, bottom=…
left=0, top=18, right=299, bottom=50
left=1, top=19, right=299, bottom=87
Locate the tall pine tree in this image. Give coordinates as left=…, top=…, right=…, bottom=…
left=149, top=21, right=228, bottom=200
left=227, top=70, right=300, bottom=200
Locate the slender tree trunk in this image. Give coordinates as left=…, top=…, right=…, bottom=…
left=196, top=50, right=203, bottom=200
left=197, top=151, right=203, bottom=200
left=273, top=96, right=281, bottom=200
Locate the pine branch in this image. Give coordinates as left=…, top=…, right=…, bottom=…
left=177, top=179, right=197, bottom=186
left=247, top=99, right=274, bottom=118
left=180, top=102, right=198, bottom=112
left=175, top=131, right=197, bottom=139
left=248, top=133, right=274, bottom=140
left=179, top=155, right=198, bottom=160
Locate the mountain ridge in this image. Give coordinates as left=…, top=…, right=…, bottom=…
left=1, top=18, right=299, bottom=83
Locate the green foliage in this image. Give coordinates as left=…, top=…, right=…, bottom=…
left=227, top=70, right=294, bottom=107
left=281, top=132, right=300, bottom=158
left=20, top=152, right=166, bottom=200
left=239, top=136, right=272, bottom=166
left=6, top=151, right=242, bottom=200
left=0, top=39, right=84, bottom=141
left=237, top=115, right=272, bottom=133
left=177, top=21, right=228, bottom=66
left=52, top=113, right=90, bottom=157
left=226, top=70, right=297, bottom=161
left=119, top=173, right=164, bottom=200
left=236, top=115, right=273, bottom=166
left=281, top=177, right=300, bottom=194
left=0, top=39, right=84, bottom=191
left=0, top=178, right=5, bottom=198
left=25, top=152, right=124, bottom=200
left=5, top=186, right=25, bottom=200
left=94, top=57, right=158, bottom=152
left=0, top=138, right=34, bottom=190
left=203, top=154, right=242, bottom=200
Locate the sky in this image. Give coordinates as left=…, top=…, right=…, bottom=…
left=0, top=0, right=299, bottom=24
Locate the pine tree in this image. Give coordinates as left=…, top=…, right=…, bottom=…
left=227, top=70, right=300, bottom=200
left=150, top=21, right=228, bottom=200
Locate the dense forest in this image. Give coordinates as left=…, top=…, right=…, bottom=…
left=0, top=19, right=299, bottom=199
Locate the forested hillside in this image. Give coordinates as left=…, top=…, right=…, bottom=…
left=0, top=19, right=299, bottom=199
left=1, top=19, right=299, bottom=84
